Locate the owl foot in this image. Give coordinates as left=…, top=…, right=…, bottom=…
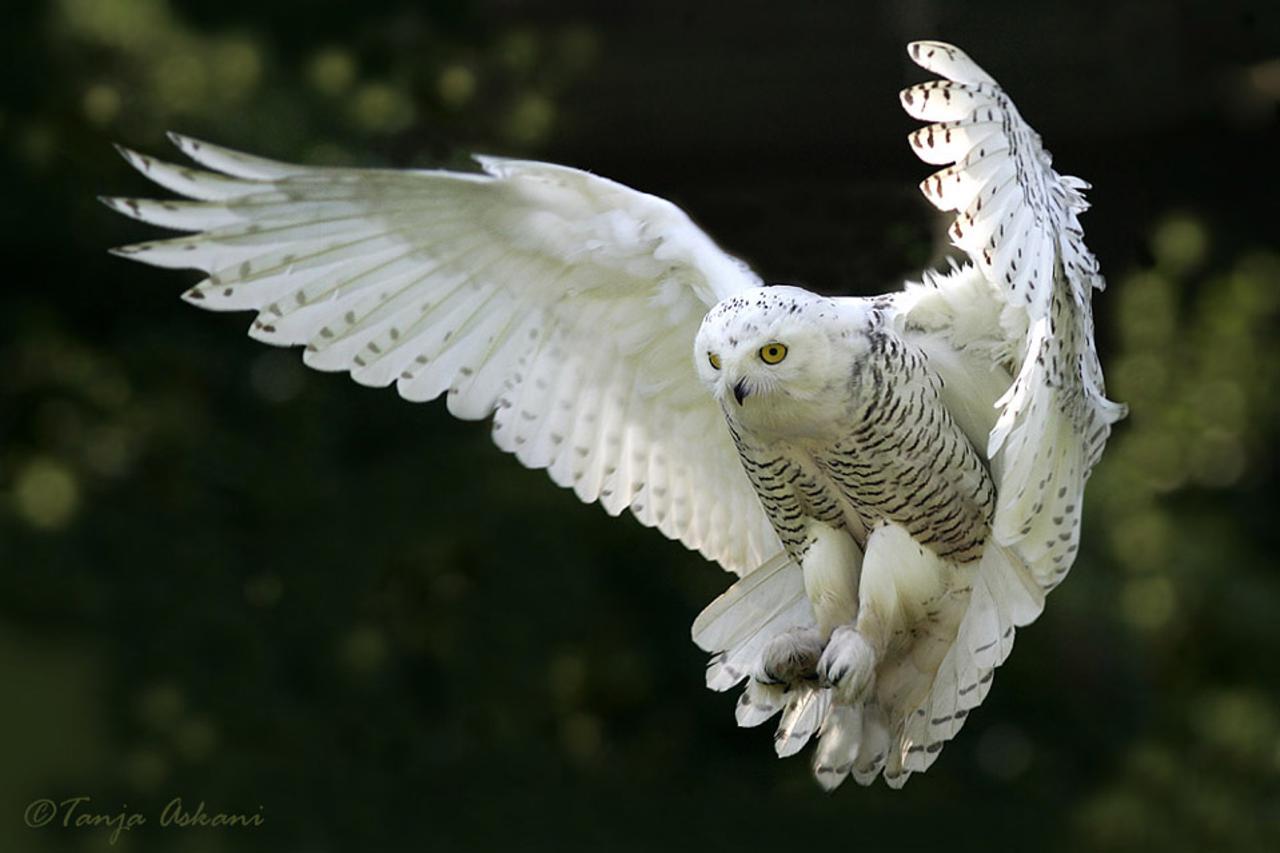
left=756, top=626, right=823, bottom=685
left=817, top=624, right=877, bottom=702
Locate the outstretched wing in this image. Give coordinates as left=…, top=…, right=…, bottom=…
left=104, top=135, right=782, bottom=575
left=899, top=41, right=1126, bottom=591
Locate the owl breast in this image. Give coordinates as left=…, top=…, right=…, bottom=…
left=728, top=326, right=996, bottom=566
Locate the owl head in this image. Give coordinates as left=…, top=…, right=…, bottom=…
left=694, top=286, right=870, bottom=437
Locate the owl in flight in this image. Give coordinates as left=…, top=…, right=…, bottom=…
left=105, top=42, right=1124, bottom=788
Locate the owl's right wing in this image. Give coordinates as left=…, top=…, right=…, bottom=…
left=103, top=136, right=783, bottom=576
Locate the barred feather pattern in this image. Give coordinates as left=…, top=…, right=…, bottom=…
left=812, top=322, right=995, bottom=565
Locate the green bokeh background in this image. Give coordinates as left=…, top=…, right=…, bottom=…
left=2, top=1, right=1278, bottom=851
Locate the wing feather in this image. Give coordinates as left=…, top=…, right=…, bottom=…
left=106, top=136, right=784, bottom=575
left=900, top=41, right=1126, bottom=590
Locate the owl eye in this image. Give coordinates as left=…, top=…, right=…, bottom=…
left=759, top=343, right=788, bottom=365
left=708, top=352, right=722, bottom=370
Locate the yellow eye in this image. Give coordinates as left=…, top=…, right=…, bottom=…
left=759, top=343, right=788, bottom=365
left=708, top=352, right=722, bottom=370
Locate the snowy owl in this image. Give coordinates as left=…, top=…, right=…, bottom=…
left=104, top=42, right=1125, bottom=788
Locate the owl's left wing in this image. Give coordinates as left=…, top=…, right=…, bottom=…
left=103, top=136, right=783, bottom=576
left=897, top=41, right=1126, bottom=592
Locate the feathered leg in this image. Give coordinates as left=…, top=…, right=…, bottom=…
left=813, top=521, right=965, bottom=788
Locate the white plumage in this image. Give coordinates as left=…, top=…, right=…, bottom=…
left=104, top=41, right=1124, bottom=789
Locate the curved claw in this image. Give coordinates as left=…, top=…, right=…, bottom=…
left=817, top=625, right=877, bottom=702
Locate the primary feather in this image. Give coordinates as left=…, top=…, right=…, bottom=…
left=105, top=41, right=1123, bottom=790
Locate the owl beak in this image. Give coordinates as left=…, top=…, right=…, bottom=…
left=732, top=378, right=750, bottom=406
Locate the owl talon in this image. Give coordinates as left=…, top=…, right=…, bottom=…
left=756, top=626, right=823, bottom=686
left=817, top=625, right=877, bottom=702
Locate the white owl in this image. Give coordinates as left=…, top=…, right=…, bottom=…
left=104, top=42, right=1125, bottom=788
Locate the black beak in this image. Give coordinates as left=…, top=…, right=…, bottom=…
left=733, top=379, right=750, bottom=406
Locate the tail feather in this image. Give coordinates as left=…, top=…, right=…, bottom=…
left=735, top=679, right=787, bottom=728
left=775, top=686, right=830, bottom=758
left=850, top=703, right=891, bottom=786
left=813, top=703, right=862, bottom=790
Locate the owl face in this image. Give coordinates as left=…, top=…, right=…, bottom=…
left=695, top=286, right=866, bottom=437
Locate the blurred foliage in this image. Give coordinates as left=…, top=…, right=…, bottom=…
left=40, top=0, right=596, bottom=161
left=1, top=1, right=1278, bottom=852
left=1078, top=224, right=1280, bottom=852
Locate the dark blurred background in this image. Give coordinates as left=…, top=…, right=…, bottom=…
left=2, top=1, right=1278, bottom=851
